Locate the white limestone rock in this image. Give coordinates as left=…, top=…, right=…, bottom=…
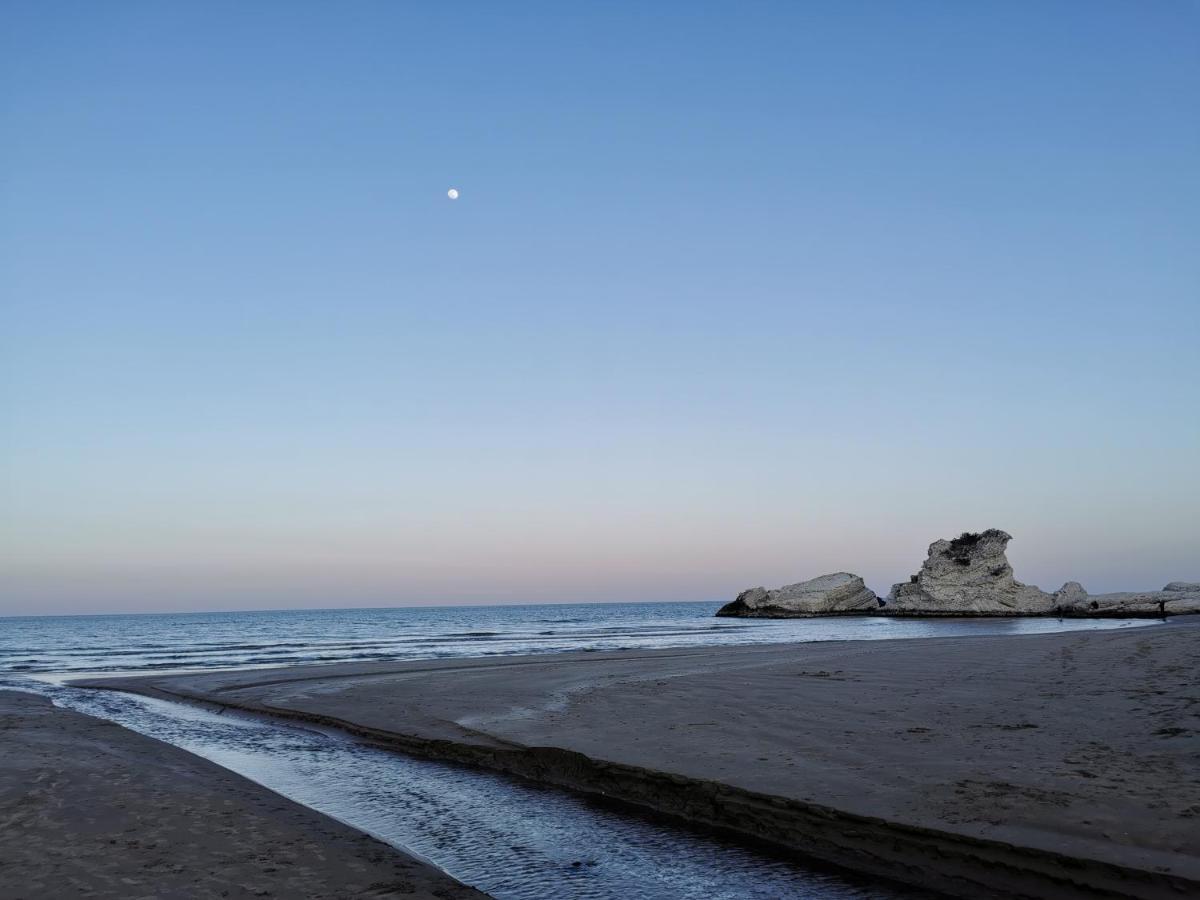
left=884, top=529, right=1053, bottom=616
left=1047, top=579, right=1200, bottom=617
left=716, top=572, right=879, bottom=618
left=1164, top=582, right=1200, bottom=593
left=1052, top=581, right=1089, bottom=611
left=1075, top=588, right=1200, bottom=617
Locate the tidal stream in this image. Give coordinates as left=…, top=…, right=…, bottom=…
left=10, top=677, right=918, bottom=900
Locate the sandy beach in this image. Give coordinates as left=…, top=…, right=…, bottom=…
left=81, top=621, right=1200, bottom=899
left=0, top=690, right=487, bottom=899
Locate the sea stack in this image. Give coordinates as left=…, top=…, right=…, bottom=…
left=885, top=529, right=1053, bottom=616
left=716, top=572, right=879, bottom=618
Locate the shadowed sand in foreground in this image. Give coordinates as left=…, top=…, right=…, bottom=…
left=0, top=690, right=487, bottom=900
left=83, top=622, right=1200, bottom=899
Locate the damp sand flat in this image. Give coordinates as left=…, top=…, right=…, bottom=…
left=0, top=690, right=486, bottom=900
left=83, top=622, right=1200, bottom=899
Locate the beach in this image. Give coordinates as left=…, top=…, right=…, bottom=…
left=6, top=2, right=1194, bottom=896
left=0, top=690, right=486, bottom=900
left=81, top=621, right=1200, bottom=899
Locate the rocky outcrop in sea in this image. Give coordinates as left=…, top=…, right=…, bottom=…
left=716, top=529, right=1198, bottom=619
left=1051, top=581, right=1200, bottom=617
left=715, top=572, right=879, bottom=618
left=884, top=529, right=1053, bottom=616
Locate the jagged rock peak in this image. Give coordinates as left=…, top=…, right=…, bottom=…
left=885, top=529, right=1053, bottom=616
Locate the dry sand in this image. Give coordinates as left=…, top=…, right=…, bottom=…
left=0, top=690, right=487, bottom=899
left=82, top=621, right=1200, bottom=899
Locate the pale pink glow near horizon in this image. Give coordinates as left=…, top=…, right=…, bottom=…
left=4, top=421, right=1197, bottom=614
left=3, top=500, right=1196, bottom=614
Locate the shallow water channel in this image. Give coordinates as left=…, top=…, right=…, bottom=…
left=13, top=677, right=925, bottom=900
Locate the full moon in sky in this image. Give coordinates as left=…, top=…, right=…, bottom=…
left=447, top=188, right=459, bottom=200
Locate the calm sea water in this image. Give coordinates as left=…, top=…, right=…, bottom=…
left=0, top=600, right=1154, bottom=676
left=0, top=603, right=1157, bottom=899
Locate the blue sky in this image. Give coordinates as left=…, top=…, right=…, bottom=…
left=2, top=2, right=1197, bottom=614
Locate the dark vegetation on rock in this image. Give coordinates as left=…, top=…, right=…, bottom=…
left=945, top=531, right=984, bottom=566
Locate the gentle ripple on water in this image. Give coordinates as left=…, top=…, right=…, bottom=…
left=0, top=601, right=1157, bottom=675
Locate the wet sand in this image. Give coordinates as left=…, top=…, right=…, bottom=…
left=82, top=621, right=1200, bottom=899
left=0, top=690, right=487, bottom=899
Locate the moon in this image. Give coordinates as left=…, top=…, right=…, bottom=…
left=447, top=188, right=459, bottom=200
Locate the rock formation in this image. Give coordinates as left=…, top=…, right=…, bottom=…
left=1163, top=581, right=1200, bottom=593
left=1051, top=581, right=1089, bottom=609
left=716, top=572, right=879, bottom=618
left=1051, top=580, right=1200, bottom=617
left=715, top=529, right=1198, bottom=619
left=885, top=529, right=1053, bottom=616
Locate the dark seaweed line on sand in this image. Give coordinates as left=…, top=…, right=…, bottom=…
left=77, top=680, right=1195, bottom=900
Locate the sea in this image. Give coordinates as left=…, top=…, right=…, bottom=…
left=0, top=602, right=1156, bottom=899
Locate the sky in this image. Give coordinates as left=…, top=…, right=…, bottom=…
left=2, top=2, right=1198, bottom=615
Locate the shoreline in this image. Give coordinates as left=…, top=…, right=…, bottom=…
left=78, top=622, right=1200, bottom=899
left=0, top=690, right=488, bottom=900
left=716, top=608, right=1182, bottom=619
